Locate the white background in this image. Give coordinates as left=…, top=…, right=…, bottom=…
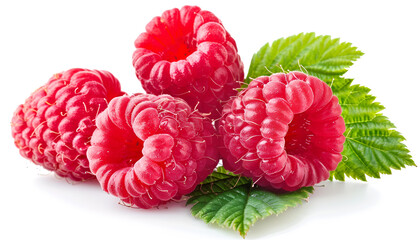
left=1, top=0, right=419, bottom=239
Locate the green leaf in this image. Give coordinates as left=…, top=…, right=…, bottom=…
left=246, top=32, right=364, bottom=85
left=187, top=167, right=314, bottom=238
left=246, top=32, right=415, bottom=180
left=188, top=33, right=415, bottom=237
left=330, top=78, right=416, bottom=181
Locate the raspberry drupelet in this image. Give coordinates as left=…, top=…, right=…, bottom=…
left=11, top=68, right=124, bottom=181
left=218, top=72, right=346, bottom=191
left=132, top=5, right=244, bottom=119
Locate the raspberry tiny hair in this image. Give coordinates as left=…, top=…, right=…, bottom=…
left=132, top=5, right=244, bottom=119
left=11, top=68, right=124, bottom=181
left=218, top=72, right=346, bottom=191
left=87, top=93, right=219, bottom=209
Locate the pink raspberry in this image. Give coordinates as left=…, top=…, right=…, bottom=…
left=11, top=68, right=124, bottom=181
left=218, top=72, right=346, bottom=191
left=132, top=5, right=244, bottom=119
left=87, top=93, right=219, bottom=209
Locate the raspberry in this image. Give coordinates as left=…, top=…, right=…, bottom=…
left=132, top=5, right=244, bottom=119
left=87, top=93, right=219, bottom=209
left=218, top=72, right=346, bottom=191
left=11, top=68, right=124, bottom=181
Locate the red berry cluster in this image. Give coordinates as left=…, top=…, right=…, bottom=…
left=219, top=72, right=345, bottom=191
left=87, top=94, right=218, bottom=208
left=11, top=69, right=124, bottom=181
left=133, top=6, right=244, bottom=119
left=11, top=6, right=345, bottom=209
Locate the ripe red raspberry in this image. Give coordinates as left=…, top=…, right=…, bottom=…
left=87, top=93, right=219, bottom=209
left=11, top=68, right=124, bottom=181
left=218, top=72, right=346, bottom=191
left=132, top=5, right=244, bottom=119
